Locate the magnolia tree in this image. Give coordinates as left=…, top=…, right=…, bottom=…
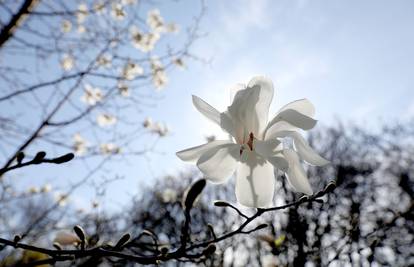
left=0, top=0, right=206, bottom=264
left=0, top=66, right=337, bottom=266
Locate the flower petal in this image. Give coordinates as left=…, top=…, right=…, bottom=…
left=264, top=121, right=297, bottom=140
left=192, top=95, right=221, bottom=125
left=235, top=151, right=275, bottom=208
left=283, top=149, right=313, bottom=195
left=228, top=76, right=274, bottom=140
left=267, top=155, right=289, bottom=172
left=273, top=109, right=317, bottom=130
left=278, top=98, right=315, bottom=118
left=273, top=131, right=330, bottom=166
left=290, top=132, right=330, bottom=166
left=197, top=144, right=240, bottom=183
left=230, top=83, right=246, bottom=103
left=254, top=139, right=282, bottom=158
left=176, top=140, right=232, bottom=163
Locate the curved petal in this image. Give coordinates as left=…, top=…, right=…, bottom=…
left=235, top=151, right=275, bottom=208
left=254, top=139, right=282, bottom=158
left=228, top=76, right=274, bottom=140
left=291, top=132, right=329, bottom=166
left=197, top=144, right=240, bottom=183
left=230, top=83, right=246, bottom=103
left=272, top=109, right=317, bottom=130
left=283, top=149, right=313, bottom=195
left=278, top=98, right=315, bottom=118
left=264, top=121, right=297, bottom=140
left=273, top=131, right=329, bottom=166
left=192, top=95, right=221, bottom=125
left=267, top=155, right=288, bottom=172
left=176, top=140, right=232, bottom=163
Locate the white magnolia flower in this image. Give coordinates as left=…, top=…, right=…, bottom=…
left=130, top=26, right=160, bottom=52
left=77, top=3, right=88, bottom=23
left=147, top=9, right=164, bottom=33
left=176, top=76, right=329, bottom=208
left=61, top=20, right=72, bottom=33
left=73, top=133, right=87, bottom=156
left=100, top=143, right=120, bottom=154
left=81, top=84, right=103, bottom=106
left=97, top=54, right=112, bottom=68
left=93, top=2, right=106, bottom=14
left=118, top=83, right=130, bottom=97
left=111, top=3, right=126, bottom=21
left=54, top=231, right=80, bottom=246
left=97, top=113, right=117, bottom=127
left=77, top=24, right=86, bottom=34
left=122, top=61, right=144, bottom=80
left=41, top=184, right=52, bottom=193
left=60, top=54, right=74, bottom=71
left=150, top=58, right=167, bottom=89
left=161, top=188, right=177, bottom=203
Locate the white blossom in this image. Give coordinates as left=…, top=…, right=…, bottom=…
left=77, top=3, right=88, bottom=23
left=81, top=84, right=103, bottom=106
left=41, top=184, right=52, bottom=193
left=130, top=26, right=160, bottom=52
left=97, top=113, right=117, bottom=127
left=100, top=143, right=120, bottom=154
left=147, top=9, right=164, bottom=32
left=61, top=20, right=72, bottom=33
left=93, top=2, right=106, bottom=14
left=73, top=133, right=88, bottom=156
left=77, top=24, right=86, bottom=34
left=60, top=54, right=74, bottom=71
left=122, top=61, right=144, bottom=80
left=162, top=188, right=177, bottom=203
left=111, top=3, right=126, bottom=21
left=118, top=83, right=130, bottom=97
left=150, top=58, right=167, bottom=89
left=176, top=76, right=329, bottom=208
left=97, top=54, right=112, bottom=68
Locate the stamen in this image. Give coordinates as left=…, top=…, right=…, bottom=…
left=247, top=132, right=254, bottom=151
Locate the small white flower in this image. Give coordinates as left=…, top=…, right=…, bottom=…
left=122, top=0, right=137, bottom=5
left=118, top=83, right=130, bottom=97
left=73, top=133, right=87, bottom=156
left=152, top=122, right=169, bottom=136
left=54, top=192, right=68, bottom=206
left=111, top=3, right=126, bottom=21
left=77, top=3, right=88, bottom=23
left=147, top=9, right=164, bottom=33
left=100, top=143, right=120, bottom=154
left=94, top=2, right=106, bottom=14
left=150, top=58, right=167, bottom=89
left=54, top=231, right=80, bottom=246
left=130, top=26, right=160, bottom=52
left=81, top=84, right=103, bottom=106
left=143, top=117, right=153, bottom=128
left=61, top=20, right=72, bottom=33
left=176, top=76, right=329, bottom=208
left=41, top=184, right=52, bottom=193
left=28, top=186, right=39, bottom=194
left=77, top=24, right=86, bottom=34
left=162, top=188, right=177, bottom=203
left=97, top=114, right=117, bottom=127
left=60, top=54, right=74, bottom=71
left=122, top=61, right=144, bottom=80
left=97, top=54, right=112, bottom=68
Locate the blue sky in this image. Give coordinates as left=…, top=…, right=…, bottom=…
left=150, top=0, right=414, bottom=177
left=4, top=0, right=414, bottom=210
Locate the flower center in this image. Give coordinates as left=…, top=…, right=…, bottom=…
left=239, top=132, right=255, bottom=156
left=247, top=132, right=254, bottom=151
